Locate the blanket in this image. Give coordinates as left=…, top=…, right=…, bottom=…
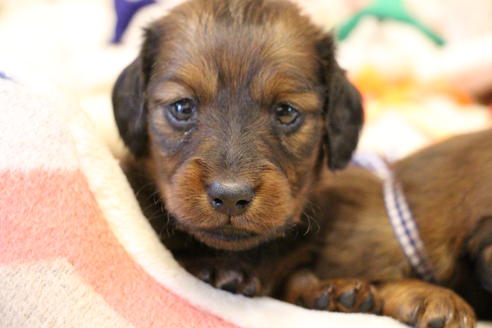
left=0, top=79, right=410, bottom=327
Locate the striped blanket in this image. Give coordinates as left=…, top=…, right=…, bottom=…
left=0, top=78, right=405, bottom=328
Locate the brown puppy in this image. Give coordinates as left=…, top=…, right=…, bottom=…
left=113, top=0, right=362, bottom=276
left=112, top=0, right=490, bottom=327
left=113, top=0, right=362, bottom=304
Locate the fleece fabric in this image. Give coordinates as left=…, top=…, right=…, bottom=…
left=0, top=78, right=412, bottom=328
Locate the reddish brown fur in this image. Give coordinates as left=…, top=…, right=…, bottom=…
left=136, top=0, right=331, bottom=251
left=112, top=0, right=492, bottom=327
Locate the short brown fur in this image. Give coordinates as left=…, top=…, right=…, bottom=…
left=113, top=1, right=492, bottom=327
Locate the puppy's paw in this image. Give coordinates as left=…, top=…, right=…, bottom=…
left=285, top=271, right=381, bottom=313
left=182, top=260, right=261, bottom=297
left=378, top=280, right=476, bottom=328
left=298, top=279, right=381, bottom=313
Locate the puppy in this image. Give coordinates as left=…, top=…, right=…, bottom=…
left=113, top=0, right=361, bottom=285
left=113, top=0, right=362, bottom=302
left=113, top=0, right=489, bottom=327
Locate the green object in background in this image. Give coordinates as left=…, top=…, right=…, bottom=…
left=337, top=0, right=445, bottom=46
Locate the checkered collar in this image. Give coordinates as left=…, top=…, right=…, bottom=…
left=352, top=152, right=436, bottom=283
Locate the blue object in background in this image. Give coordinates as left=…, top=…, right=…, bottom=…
left=0, top=72, right=12, bottom=81
left=111, top=0, right=157, bottom=44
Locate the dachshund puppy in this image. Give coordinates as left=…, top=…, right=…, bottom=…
left=113, top=0, right=362, bottom=291
left=113, top=0, right=489, bottom=327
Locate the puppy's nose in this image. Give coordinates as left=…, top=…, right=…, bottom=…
left=207, top=182, right=254, bottom=216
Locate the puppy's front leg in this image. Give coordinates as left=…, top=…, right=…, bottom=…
left=377, top=279, right=476, bottom=328
left=284, top=270, right=382, bottom=313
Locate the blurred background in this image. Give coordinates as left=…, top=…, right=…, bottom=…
left=1, top=0, right=491, bottom=160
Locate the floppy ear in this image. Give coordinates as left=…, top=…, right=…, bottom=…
left=112, top=24, right=160, bottom=157
left=318, top=36, right=364, bottom=170
left=325, top=66, right=364, bottom=170
left=112, top=58, right=148, bottom=157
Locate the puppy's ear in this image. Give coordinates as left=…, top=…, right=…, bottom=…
left=112, top=24, right=160, bottom=157
left=112, top=58, right=148, bottom=157
left=318, top=36, right=364, bottom=170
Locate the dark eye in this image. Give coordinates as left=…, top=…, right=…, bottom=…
left=168, top=99, right=196, bottom=122
left=275, top=104, right=300, bottom=125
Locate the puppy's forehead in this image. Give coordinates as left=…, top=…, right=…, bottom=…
left=151, top=0, right=323, bottom=102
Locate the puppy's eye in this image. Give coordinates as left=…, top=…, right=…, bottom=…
left=275, top=104, right=300, bottom=125
left=169, top=99, right=196, bottom=121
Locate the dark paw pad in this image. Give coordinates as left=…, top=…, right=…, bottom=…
left=314, top=294, right=330, bottom=310
left=359, top=293, right=375, bottom=312
left=427, top=318, right=446, bottom=328
left=338, top=289, right=356, bottom=309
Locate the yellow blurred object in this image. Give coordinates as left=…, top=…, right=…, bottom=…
left=354, top=65, right=417, bottom=103
left=353, top=65, right=473, bottom=107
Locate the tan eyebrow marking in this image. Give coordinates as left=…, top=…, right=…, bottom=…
left=150, top=81, right=193, bottom=105
left=277, top=91, right=322, bottom=112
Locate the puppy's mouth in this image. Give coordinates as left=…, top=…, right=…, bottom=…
left=184, top=218, right=295, bottom=251
left=198, top=226, right=259, bottom=242
left=187, top=224, right=270, bottom=250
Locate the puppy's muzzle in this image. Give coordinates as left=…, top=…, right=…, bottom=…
left=207, top=181, right=255, bottom=217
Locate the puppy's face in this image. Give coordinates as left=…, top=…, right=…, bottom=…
left=113, top=0, right=363, bottom=251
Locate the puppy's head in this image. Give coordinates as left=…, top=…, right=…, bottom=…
left=113, top=0, right=363, bottom=250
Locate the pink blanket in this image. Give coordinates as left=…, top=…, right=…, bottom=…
left=0, top=79, right=405, bottom=328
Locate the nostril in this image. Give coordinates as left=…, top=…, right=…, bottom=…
left=235, top=200, right=250, bottom=208
left=212, top=198, right=224, bottom=208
